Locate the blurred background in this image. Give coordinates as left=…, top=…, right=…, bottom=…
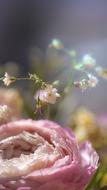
left=0, top=0, right=107, bottom=119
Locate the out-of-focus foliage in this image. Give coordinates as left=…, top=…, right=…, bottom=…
left=69, top=107, right=107, bottom=189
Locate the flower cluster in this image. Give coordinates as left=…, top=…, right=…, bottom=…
left=82, top=54, right=96, bottom=68
left=34, top=84, right=60, bottom=105
left=0, top=39, right=107, bottom=190
left=74, top=54, right=96, bottom=70
left=74, top=74, right=98, bottom=91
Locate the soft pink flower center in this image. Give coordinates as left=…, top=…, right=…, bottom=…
left=0, top=126, right=73, bottom=179
left=0, top=131, right=62, bottom=178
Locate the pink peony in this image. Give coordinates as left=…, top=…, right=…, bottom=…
left=0, top=120, right=99, bottom=190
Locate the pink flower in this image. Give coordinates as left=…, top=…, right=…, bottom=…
left=35, top=85, right=60, bottom=105
left=0, top=120, right=99, bottom=190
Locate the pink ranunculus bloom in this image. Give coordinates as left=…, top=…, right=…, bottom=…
left=0, top=120, right=99, bottom=190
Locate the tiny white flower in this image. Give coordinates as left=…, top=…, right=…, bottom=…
left=49, top=39, right=63, bottom=49
left=74, top=79, right=89, bottom=91
left=82, top=54, right=96, bottom=68
left=74, top=74, right=98, bottom=91
left=34, top=85, right=60, bottom=104
left=87, top=74, right=98, bottom=87
left=3, top=72, right=13, bottom=86
left=0, top=105, right=11, bottom=124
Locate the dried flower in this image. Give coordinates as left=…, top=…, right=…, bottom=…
left=34, top=85, right=60, bottom=105
left=3, top=72, right=15, bottom=86
left=0, top=105, right=11, bottom=124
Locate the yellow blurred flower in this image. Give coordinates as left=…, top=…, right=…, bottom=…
left=69, top=107, right=107, bottom=166
left=101, top=173, right=107, bottom=187
left=69, top=107, right=98, bottom=142
left=0, top=105, right=11, bottom=125
left=0, top=88, right=23, bottom=122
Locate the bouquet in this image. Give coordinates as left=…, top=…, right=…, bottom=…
left=0, top=39, right=107, bottom=190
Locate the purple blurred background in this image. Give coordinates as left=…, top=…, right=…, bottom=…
left=0, top=0, right=107, bottom=115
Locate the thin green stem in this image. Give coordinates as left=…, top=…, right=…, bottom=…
left=16, top=77, right=31, bottom=81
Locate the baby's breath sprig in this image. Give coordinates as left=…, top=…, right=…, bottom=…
left=73, top=73, right=98, bottom=91
left=29, top=73, right=46, bottom=87
left=34, top=84, right=60, bottom=105
left=2, top=72, right=16, bottom=86
left=0, top=72, right=61, bottom=115
left=1, top=39, right=107, bottom=118
left=1, top=72, right=47, bottom=87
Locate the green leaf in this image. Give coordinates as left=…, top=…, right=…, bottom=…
left=85, top=165, right=106, bottom=190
